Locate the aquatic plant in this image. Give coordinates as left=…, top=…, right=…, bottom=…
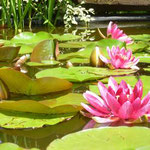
left=107, top=21, right=133, bottom=44
left=81, top=77, right=150, bottom=123
left=99, top=46, right=139, bottom=69
left=0, top=0, right=94, bottom=30
left=98, top=21, right=133, bottom=44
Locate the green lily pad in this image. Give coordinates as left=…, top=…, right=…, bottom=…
left=48, top=127, right=150, bottom=150
left=35, top=67, right=136, bottom=82
left=40, top=93, right=87, bottom=108
left=130, top=34, right=150, bottom=42
left=52, top=34, right=81, bottom=41
left=58, top=39, right=125, bottom=61
left=69, top=58, right=89, bottom=64
left=0, top=143, right=38, bottom=150
left=0, top=68, right=72, bottom=95
left=127, top=42, right=148, bottom=53
left=0, top=114, right=88, bottom=141
left=136, top=146, right=150, bottom=150
left=0, top=93, right=86, bottom=114
left=0, top=46, right=20, bottom=62
left=89, top=84, right=99, bottom=95
left=59, top=41, right=95, bottom=48
left=26, top=61, right=60, bottom=67
left=139, top=57, right=150, bottom=63
left=19, top=44, right=35, bottom=54
left=0, top=109, right=74, bottom=128
left=11, top=32, right=52, bottom=44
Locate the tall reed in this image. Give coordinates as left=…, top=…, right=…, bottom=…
left=0, top=0, right=55, bottom=30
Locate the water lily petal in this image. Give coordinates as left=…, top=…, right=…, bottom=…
left=141, top=92, right=150, bottom=107
left=118, top=101, right=133, bottom=119
left=99, top=54, right=110, bottom=64
left=83, top=91, right=109, bottom=113
left=92, top=116, right=119, bottom=123
left=81, top=103, right=106, bottom=117
left=106, top=92, right=121, bottom=115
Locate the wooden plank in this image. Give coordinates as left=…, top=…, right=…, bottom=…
left=78, top=0, right=150, bottom=6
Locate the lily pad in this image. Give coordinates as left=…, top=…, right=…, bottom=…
left=69, top=58, right=89, bottom=64
left=0, top=46, right=20, bottom=62
left=19, top=44, right=35, bottom=54
left=35, top=67, right=136, bottom=82
left=130, top=34, right=150, bottom=42
left=0, top=114, right=88, bottom=149
left=0, top=109, right=74, bottom=128
left=40, top=93, right=87, bottom=108
left=58, top=39, right=125, bottom=61
left=26, top=61, right=60, bottom=67
left=30, top=40, right=55, bottom=62
left=48, top=127, right=150, bottom=150
left=59, top=41, right=94, bottom=48
left=52, top=34, right=81, bottom=41
left=0, top=68, right=72, bottom=95
left=0, top=143, right=38, bottom=150
left=11, top=32, right=52, bottom=44
left=127, top=42, right=148, bottom=53
left=0, top=93, right=86, bottom=114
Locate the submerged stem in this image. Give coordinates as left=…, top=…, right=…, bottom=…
left=97, top=28, right=106, bottom=39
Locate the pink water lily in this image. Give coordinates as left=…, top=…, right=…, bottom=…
left=99, top=46, right=139, bottom=69
left=107, top=21, right=133, bottom=44
left=81, top=77, right=150, bottom=123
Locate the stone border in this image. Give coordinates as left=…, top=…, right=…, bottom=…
left=78, top=0, right=150, bottom=6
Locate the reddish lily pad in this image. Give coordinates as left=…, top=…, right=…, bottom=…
left=0, top=68, right=72, bottom=95
left=30, top=40, right=55, bottom=62
left=0, top=46, right=20, bottom=62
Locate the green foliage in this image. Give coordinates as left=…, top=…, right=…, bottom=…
left=35, top=67, right=136, bottom=82
left=0, top=68, right=72, bottom=95
left=48, top=127, right=150, bottom=150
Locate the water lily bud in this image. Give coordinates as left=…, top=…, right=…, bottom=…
left=66, top=61, right=73, bottom=68
left=0, top=80, right=9, bottom=100
left=90, top=46, right=104, bottom=67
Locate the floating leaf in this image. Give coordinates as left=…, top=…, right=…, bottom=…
left=0, top=143, right=24, bottom=150
left=127, top=42, right=149, bottom=53
left=11, top=32, right=52, bottom=44
left=0, top=79, right=9, bottom=100
left=0, top=114, right=88, bottom=149
left=0, top=99, right=82, bottom=115
left=36, top=67, right=136, bottom=82
left=48, top=127, right=150, bottom=150
left=59, top=41, right=94, bottom=48
left=52, top=34, right=81, bottom=41
left=0, top=143, right=38, bottom=150
left=30, top=40, right=55, bottom=62
left=0, top=46, right=20, bottom=62
left=0, top=109, right=74, bottom=128
left=130, top=34, right=150, bottom=42
left=26, top=60, right=60, bottom=67
left=40, top=93, right=87, bottom=108
left=19, top=44, right=35, bottom=54
left=69, top=58, right=89, bottom=64
left=58, top=39, right=125, bottom=61
left=0, top=68, right=72, bottom=95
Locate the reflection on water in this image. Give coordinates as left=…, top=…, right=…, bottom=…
left=0, top=21, right=150, bottom=149
left=0, top=114, right=89, bottom=150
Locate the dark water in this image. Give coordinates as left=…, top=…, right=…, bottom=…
left=0, top=21, right=150, bottom=150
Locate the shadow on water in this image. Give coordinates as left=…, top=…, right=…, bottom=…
left=0, top=114, right=89, bottom=150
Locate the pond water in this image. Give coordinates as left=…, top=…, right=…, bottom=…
left=1, top=21, right=150, bottom=150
